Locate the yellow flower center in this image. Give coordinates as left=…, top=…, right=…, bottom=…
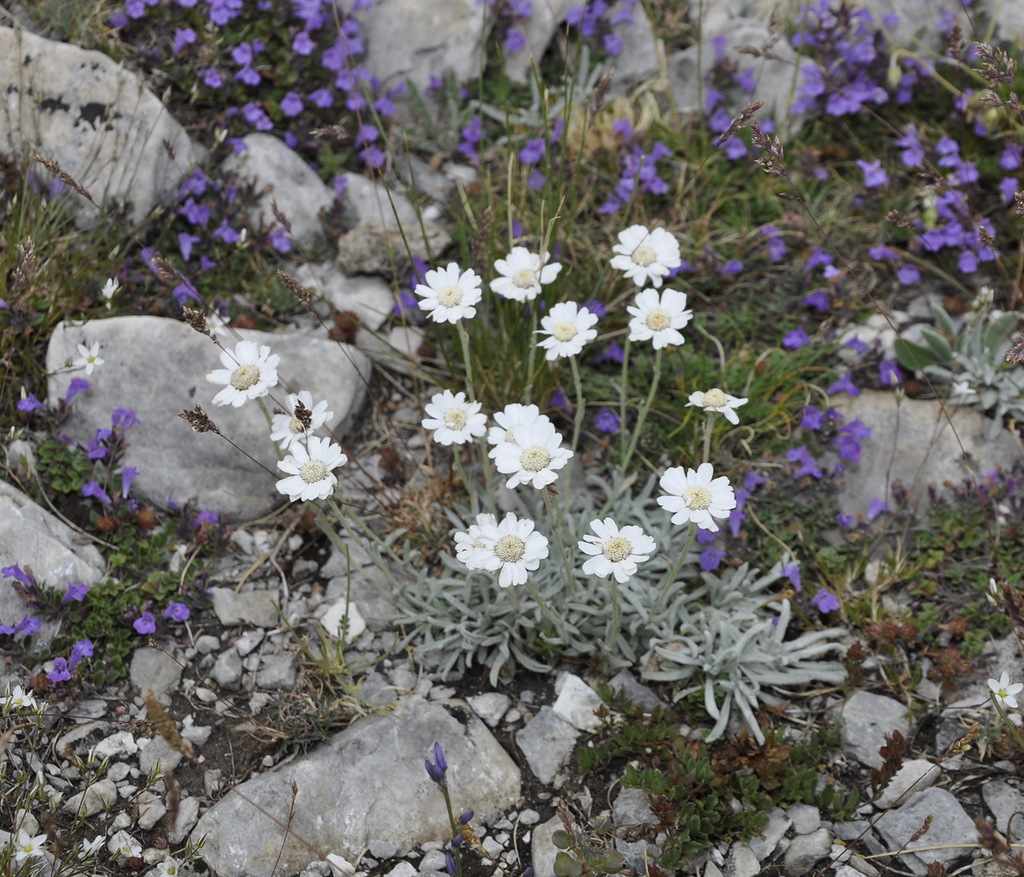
left=602, top=536, right=633, bottom=563
left=300, top=460, right=328, bottom=484
left=494, top=535, right=526, bottom=563
left=289, top=416, right=304, bottom=434
left=553, top=321, right=578, bottom=342
left=444, top=409, right=468, bottom=430
left=513, top=268, right=536, bottom=289
left=520, top=445, right=553, bottom=472
left=437, top=285, right=463, bottom=307
left=703, top=389, right=728, bottom=408
left=230, top=364, right=260, bottom=390
left=646, top=308, right=671, bottom=331
left=632, top=244, right=657, bottom=267
left=684, top=485, right=713, bottom=510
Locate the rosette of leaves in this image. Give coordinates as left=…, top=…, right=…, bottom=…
left=641, top=563, right=846, bottom=744
left=391, top=471, right=702, bottom=685
left=895, top=301, right=1024, bottom=439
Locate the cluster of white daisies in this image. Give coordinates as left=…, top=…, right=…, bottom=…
left=202, top=225, right=749, bottom=566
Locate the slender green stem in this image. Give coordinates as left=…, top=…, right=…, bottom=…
left=653, top=521, right=697, bottom=615
left=606, top=577, right=621, bottom=656
left=542, top=487, right=576, bottom=600
left=992, top=695, right=1024, bottom=752
left=618, top=336, right=631, bottom=463
left=621, top=346, right=664, bottom=472
left=524, top=576, right=569, bottom=644
left=702, top=415, right=714, bottom=465
left=569, top=354, right=586, bottom=456
left=439, top=785, right=463, bottom=877
left=457, top=322, right=474, bottom=400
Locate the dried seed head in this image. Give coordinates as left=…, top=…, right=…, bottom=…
left=179, top=405, right=219, bottom=433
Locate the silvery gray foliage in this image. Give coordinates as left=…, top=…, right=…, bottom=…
left=641, top=563, right=846, bottom=744
left=895, top=300, right=1024, bottom=439
left=392, top=469, right=847, bottom=744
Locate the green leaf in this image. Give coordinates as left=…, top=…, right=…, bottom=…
left=554, top=851, right=583, bottom=877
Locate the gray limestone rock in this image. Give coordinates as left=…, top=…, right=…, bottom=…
left=783, top=828, right=832, bottom=874
left=139, top=736, right=184, bottom=775
left=515, top=706, right=579, bottom=786
left=221, top=134, right=334, bottom=251
left=194, top=697, right=520, bottom=877
left=0, top=25, right=203, bottom=228
left=210, top=648, right=243, bottom=690
left=830, top=391, right=1022, bottom=521
left=130, top=647, right=183, bottom=705
left=255, top=651, right=297, bottom=690
left=873, top=786, right=976, bottom=876
left=210, top=588, right=281, bottom=629
left=63, top=778, right=117, bottom=818
left=504, top=0, right=578, bottom=84
left=982, top=780, right=1024, bottom=837
left=839, top=691, right=911, bottom=768
left=290, top=262, right=395, bottom=331
left=45, top=316, right=370, bottom=521
left=788, top=803, right=821, bottom=836
left=466, top=692, right=511, bottom=728
left=0, top=480, right=106, bottom=648
left=552, top=673, right=604, bottom=732
left=874, top=759, right=940, bottom=809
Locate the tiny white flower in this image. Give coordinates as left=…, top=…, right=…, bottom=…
left=578, top=518, right=657, bottom=584
left=108, top=830, right=142, bottom=861
left=610, top=225, right=681, bottom=288
left=421, top=390, right=487, bottom=446
left=948, top=379, right=978, bottom=403
left=13, top=829, right=46, bottom=862
left=78, top=835, right=105, bottom=860
left=73, top=341, right=104, bottom=374
left=414, top=262, right=483, bottom=323
left=276, top=436, right=348, bottom=502
left=454, top=513, right=498, bottom=571
left=686, top=388, right=749, bottom=426
left=536, top=301, right=599, bottom=360
left=989, top=671, right=1023, bottom=710
left=474, top=513, right=549, bottom=588
left=627, top=288, right=692, bottom=349
left=270, top=391, right=334, bottom=450
left=658, top=462, right=737, bottom=533
left=101, top=277, right=119, bottom=307
left=0, top=684, right=37, bottom=711
left=205, top=311, right=227, bottom=337
left=155, top=857, right=182, bottom=877
left=490, top=421, right=573, bottom=489
left=490, top=247, right=562, bottom=302
left=207, top=340, right=280, bottom=407
left=487, top=403, right=550, bottom=446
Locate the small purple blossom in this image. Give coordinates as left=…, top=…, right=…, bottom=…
left=133, top=612, right=157, bottom=635
left=867, top=497, right=890, bottom=520
left=897, top=263, right=920, bottom=285
left=593, top=407, right=620, bottom=434
left=17, top=394, right=44, bottom=413
left=48, top=658, right=71, bottom=683
left=800, top=406, right=824, bottom=430
left=719, top=259, right=743, bottom=276
left=2, top=565, right=34, bottom=587
left=425, top=741, right=447, bottom=785
left=782, top=564, right=802, bottom=592
left=782, top=326, right=810, bottom=349
left=802, top=290, right=830, bottom=311
left=699, top=546, right=725, bottom=572
left=69, top=639, right=94, bottom=669
left=63, top=583, right=90, bottom=605
left=879, top=359, right=902, bottom=385
left=596, top=341, right=624, bottom=364
left=827, top=371, right=860, bottom=397
left=64, top=377, right=90, bottom=405
left=82, top=481, right=111, bottom=504
left=786, top=446, right=822, bottom=478
left=121, top=467, right=139, bottom=498
left=857, top=159, right=889, bottom=189
left=163, top=602, right=190, bottom=622
left=811, top=588, right=840, bottom=613
left=280, top=92, right=304, bottom=117
left=519, top=138, right=546, bottom=164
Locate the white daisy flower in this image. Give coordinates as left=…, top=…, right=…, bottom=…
left=578, top=518, right=657, bottom=584
left=0, top=684, right=37, bottom=712
left=421, top=390, right=488, bottom=446
left=487, top=403, right=550, bottom=446
left=627, top=288, right=693, bottom=350
left=414, top=262, right=483, bottom=323
left=270, top=390, right=334, bottom=450
left=454, top=513, right=498, bottom=571
left=276, top=436, right=348, bottom=502
left=989, top=671, right=1024, bottom=710
left=207, top=340, right=280, bottom=407
left=475, top=513, right=549, bottom=588
left=490, top=247, right=562, bottom=302
left=205, top=311, right=227, bottom=337
left=657, top=462, right=737, bottom=533
left=536, top=301, right=599, bottom=360
left=490, top=421, right=573, bottom=489
left=610, top=225, right=681, bottom=288
left=13, top=829, right=46, bottom=862
left=686, top=388, right=749, bottom=426
left=73, top=341, right=104, bottom=374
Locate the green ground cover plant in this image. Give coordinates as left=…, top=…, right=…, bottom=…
left=4, top=0, right=1024, bottom=873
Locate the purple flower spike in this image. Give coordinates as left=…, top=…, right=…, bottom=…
left=425, top=741, right=448, bottom=785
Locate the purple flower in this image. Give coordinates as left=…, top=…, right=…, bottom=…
left=16, top=615, right=41, bottom=636
left=2, top=565, right=34, bottom=587
left=603, top=31, right=623, bottom=54
left=69, top=639, right=94, bottom=669
left=743, top=470, right=766, bottom=491
left=857, top=159, right=889, bottom=189
left=782, top=326, right=810, bottom=349
left=212, top=218, right=240, bottom=244
left=802, top=290, right=830, bottom=312
left=308, top=88, right=333, bottom=108
left=699, top=545, right=725, bottom=572
left=867, top=497, right=890, bottom=520
left=593, top=407, right=620, bottom=434
left=800, top=406, right=824, bottom=430
left=86, top=428, right=111, bottom=459
left=425, top=741, right=447, bottom=785
left=281, top=92, right=304, bottom=117
left=17, top=394, right=44, bottom=413
left=173, top=27, right=196, bottom=56
left=520, top=138, right=546, bottom=164
left=121, top=467, right=139, bottom=498
left=242, top=103, right=273, bottom=132
left=134, top=612, right=157, bottom=635
left=596, top=340, right=624, bottom=364
left=179, top=198, right=211, bottom=227
left=761, top=225, right=786, bottom=263
left=786, top=446, right=822, bottom=478
left=63, top=583, right=90, bottom=605
left=48, top=658, right=71, bottom=683
left=112, top=407, right=140, bottom=429
left=548, top=388, right=569, bottom=409
left=163, top=601, right=190, bottom=622
left=879, top=359, right=902, bottom=385
left=202, top=68, right=223, bottom=88
left=719, top=259, right=743, bottom=276
left=811, top=588, right=840, bottom=613
left=82, top=481, right=111, bottom=504
left=804, top=247, right=832, bottom=273
left=1000, top=144, right=1022, bottom=171
left=583, top=300, right=606, bottom=318
left=178, top=232, right=201, bottom=262
left=505, top=28, right=527, bottom=52
left=958, top=250, right=978, bottom=274
left=527, top=169, right=546, bottom=189
left=836, top=512, right=854, bottom=528
left=293, top=32, right=315, bottom=55
left=897, top=263, right=920, bottom=284
left=845, top=337, right=868, bottom=357
left=193, top=508, right=219, bottom=526
left=834, top=435, right=862, bottom=462
left=722, top=136, right=747, bottom=159
left=827, top=371, right=859, bottom=396
left=782, top=563, right=802, bottom=592
left=360, top=145, right=385, bottom=169
left=64, top=377, right=90, bottom=404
